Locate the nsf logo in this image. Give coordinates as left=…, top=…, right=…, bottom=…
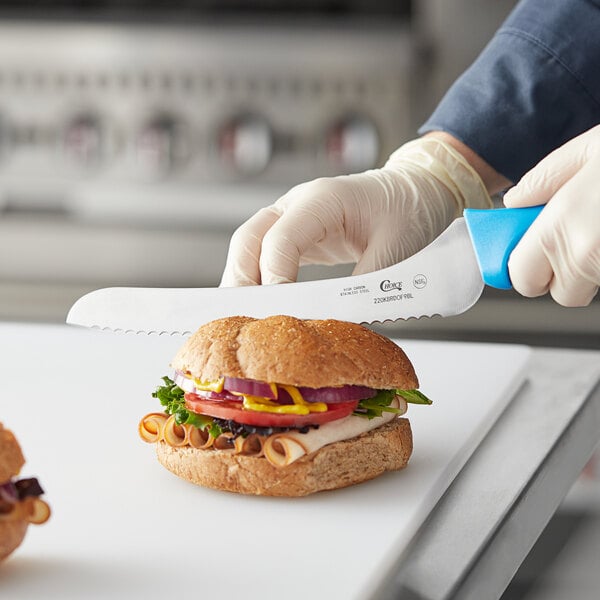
left=413, top=274, right=428, bottom=289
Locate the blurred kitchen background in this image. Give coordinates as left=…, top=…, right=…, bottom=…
left=0, top=2, right=597, bottom=597
left=0, top=0, right=597, bottom=350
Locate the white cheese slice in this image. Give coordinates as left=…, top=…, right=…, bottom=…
left=262, top=397, right=406, bottom=466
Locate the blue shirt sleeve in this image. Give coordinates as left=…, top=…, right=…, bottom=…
left=419, top=0, right=600, bottom=183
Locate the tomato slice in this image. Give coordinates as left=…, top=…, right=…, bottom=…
left=184, top=393, right=359, bottom=427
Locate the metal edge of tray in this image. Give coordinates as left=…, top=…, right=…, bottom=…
left=367, top=347, right=600, bottom=600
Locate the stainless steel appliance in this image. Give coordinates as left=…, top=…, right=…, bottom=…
left=0, top=16, right=417, bottom=321
left=0, top=3, right=597, bottom=351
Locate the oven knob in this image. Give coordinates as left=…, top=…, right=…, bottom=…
left=136, top=115, right=189, bottom=176
left=218, top=115, right=272, bottom=175
left=63, top=114, right=104, bottom=168
left=326, top=116, right=380, bottom=172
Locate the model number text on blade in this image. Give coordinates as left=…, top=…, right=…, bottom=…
left=373, top=293, right=414, bottom=304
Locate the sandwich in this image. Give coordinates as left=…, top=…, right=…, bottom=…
left=139, top=315, right=431, bottom=496
left=0, top=423, right=50, bottom=561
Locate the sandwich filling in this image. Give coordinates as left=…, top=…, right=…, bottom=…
left=0, top=477, right=50, bottom=525
left=140, top=373, right=431, bottom=467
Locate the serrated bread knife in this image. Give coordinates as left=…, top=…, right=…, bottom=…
left=66, top=206, right=544, bottom=335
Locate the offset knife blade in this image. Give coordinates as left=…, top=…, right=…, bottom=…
left=67, top=218, right=483, bottom=335
left=67, top=206, right=544, bottom=335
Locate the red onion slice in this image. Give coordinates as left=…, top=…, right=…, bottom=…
left=173, top=371, right=197, bottom=393
left=0, top=481, right=18, bottom=504
left=173, top=372, right=277, bottom=399
left=194, top=390, right=242, bottom=402
left=175, top=371, right=377, bottom=404
left=223, top=376, right=277, bottom=399
left=296, top=385, right=377, bottom=403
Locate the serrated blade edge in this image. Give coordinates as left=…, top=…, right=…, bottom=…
left=67, top=218, right=484, bottom=335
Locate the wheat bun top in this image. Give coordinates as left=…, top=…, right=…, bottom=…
left=0, top=423, right=25, bottom=483
left=171, top=315, right=418, bottom=390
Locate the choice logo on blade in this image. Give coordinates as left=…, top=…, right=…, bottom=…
left=380, top=279, right=403, bottom=292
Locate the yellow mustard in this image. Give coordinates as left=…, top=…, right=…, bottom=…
left=243, top=384, right=327, bottom=415
left=192, top=377, right=225, bottom=393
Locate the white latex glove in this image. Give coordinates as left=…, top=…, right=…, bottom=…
left=503, top=124, right=600, bottom=307
left=221, top=137, right=492, bottom=286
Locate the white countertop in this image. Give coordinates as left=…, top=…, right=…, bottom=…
left=1, top=323, right=598, bottom=600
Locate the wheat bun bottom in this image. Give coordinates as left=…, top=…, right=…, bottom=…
left=0, top=521, right=28, bottom=561
left=0, top=423, right=26, bottom=483
left=156, top=418, right=412, bottom=497
left=0, top=423, right=28, bottom=561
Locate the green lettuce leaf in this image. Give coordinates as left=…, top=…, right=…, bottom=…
left=152, top=376, right=221, bottom=436
left=354, top=390, right=402, bottom=419
left=353, top=388, right=432, bottom=419
left=395, top=389, right=433, bottom=405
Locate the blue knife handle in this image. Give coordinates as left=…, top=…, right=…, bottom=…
left=464, top=205, right=544, bottom=290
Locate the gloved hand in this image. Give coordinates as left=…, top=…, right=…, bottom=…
left=504, top=124, right=600, bottom=307
left=221, top=137, right=492, bottom=286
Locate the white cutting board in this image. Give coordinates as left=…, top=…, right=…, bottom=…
left=0, top=323, right=530, bottom=600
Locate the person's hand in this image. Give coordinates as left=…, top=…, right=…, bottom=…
left=504, top=125, right=600, bottom=306
left=221, top=137, right=492, bottom=286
